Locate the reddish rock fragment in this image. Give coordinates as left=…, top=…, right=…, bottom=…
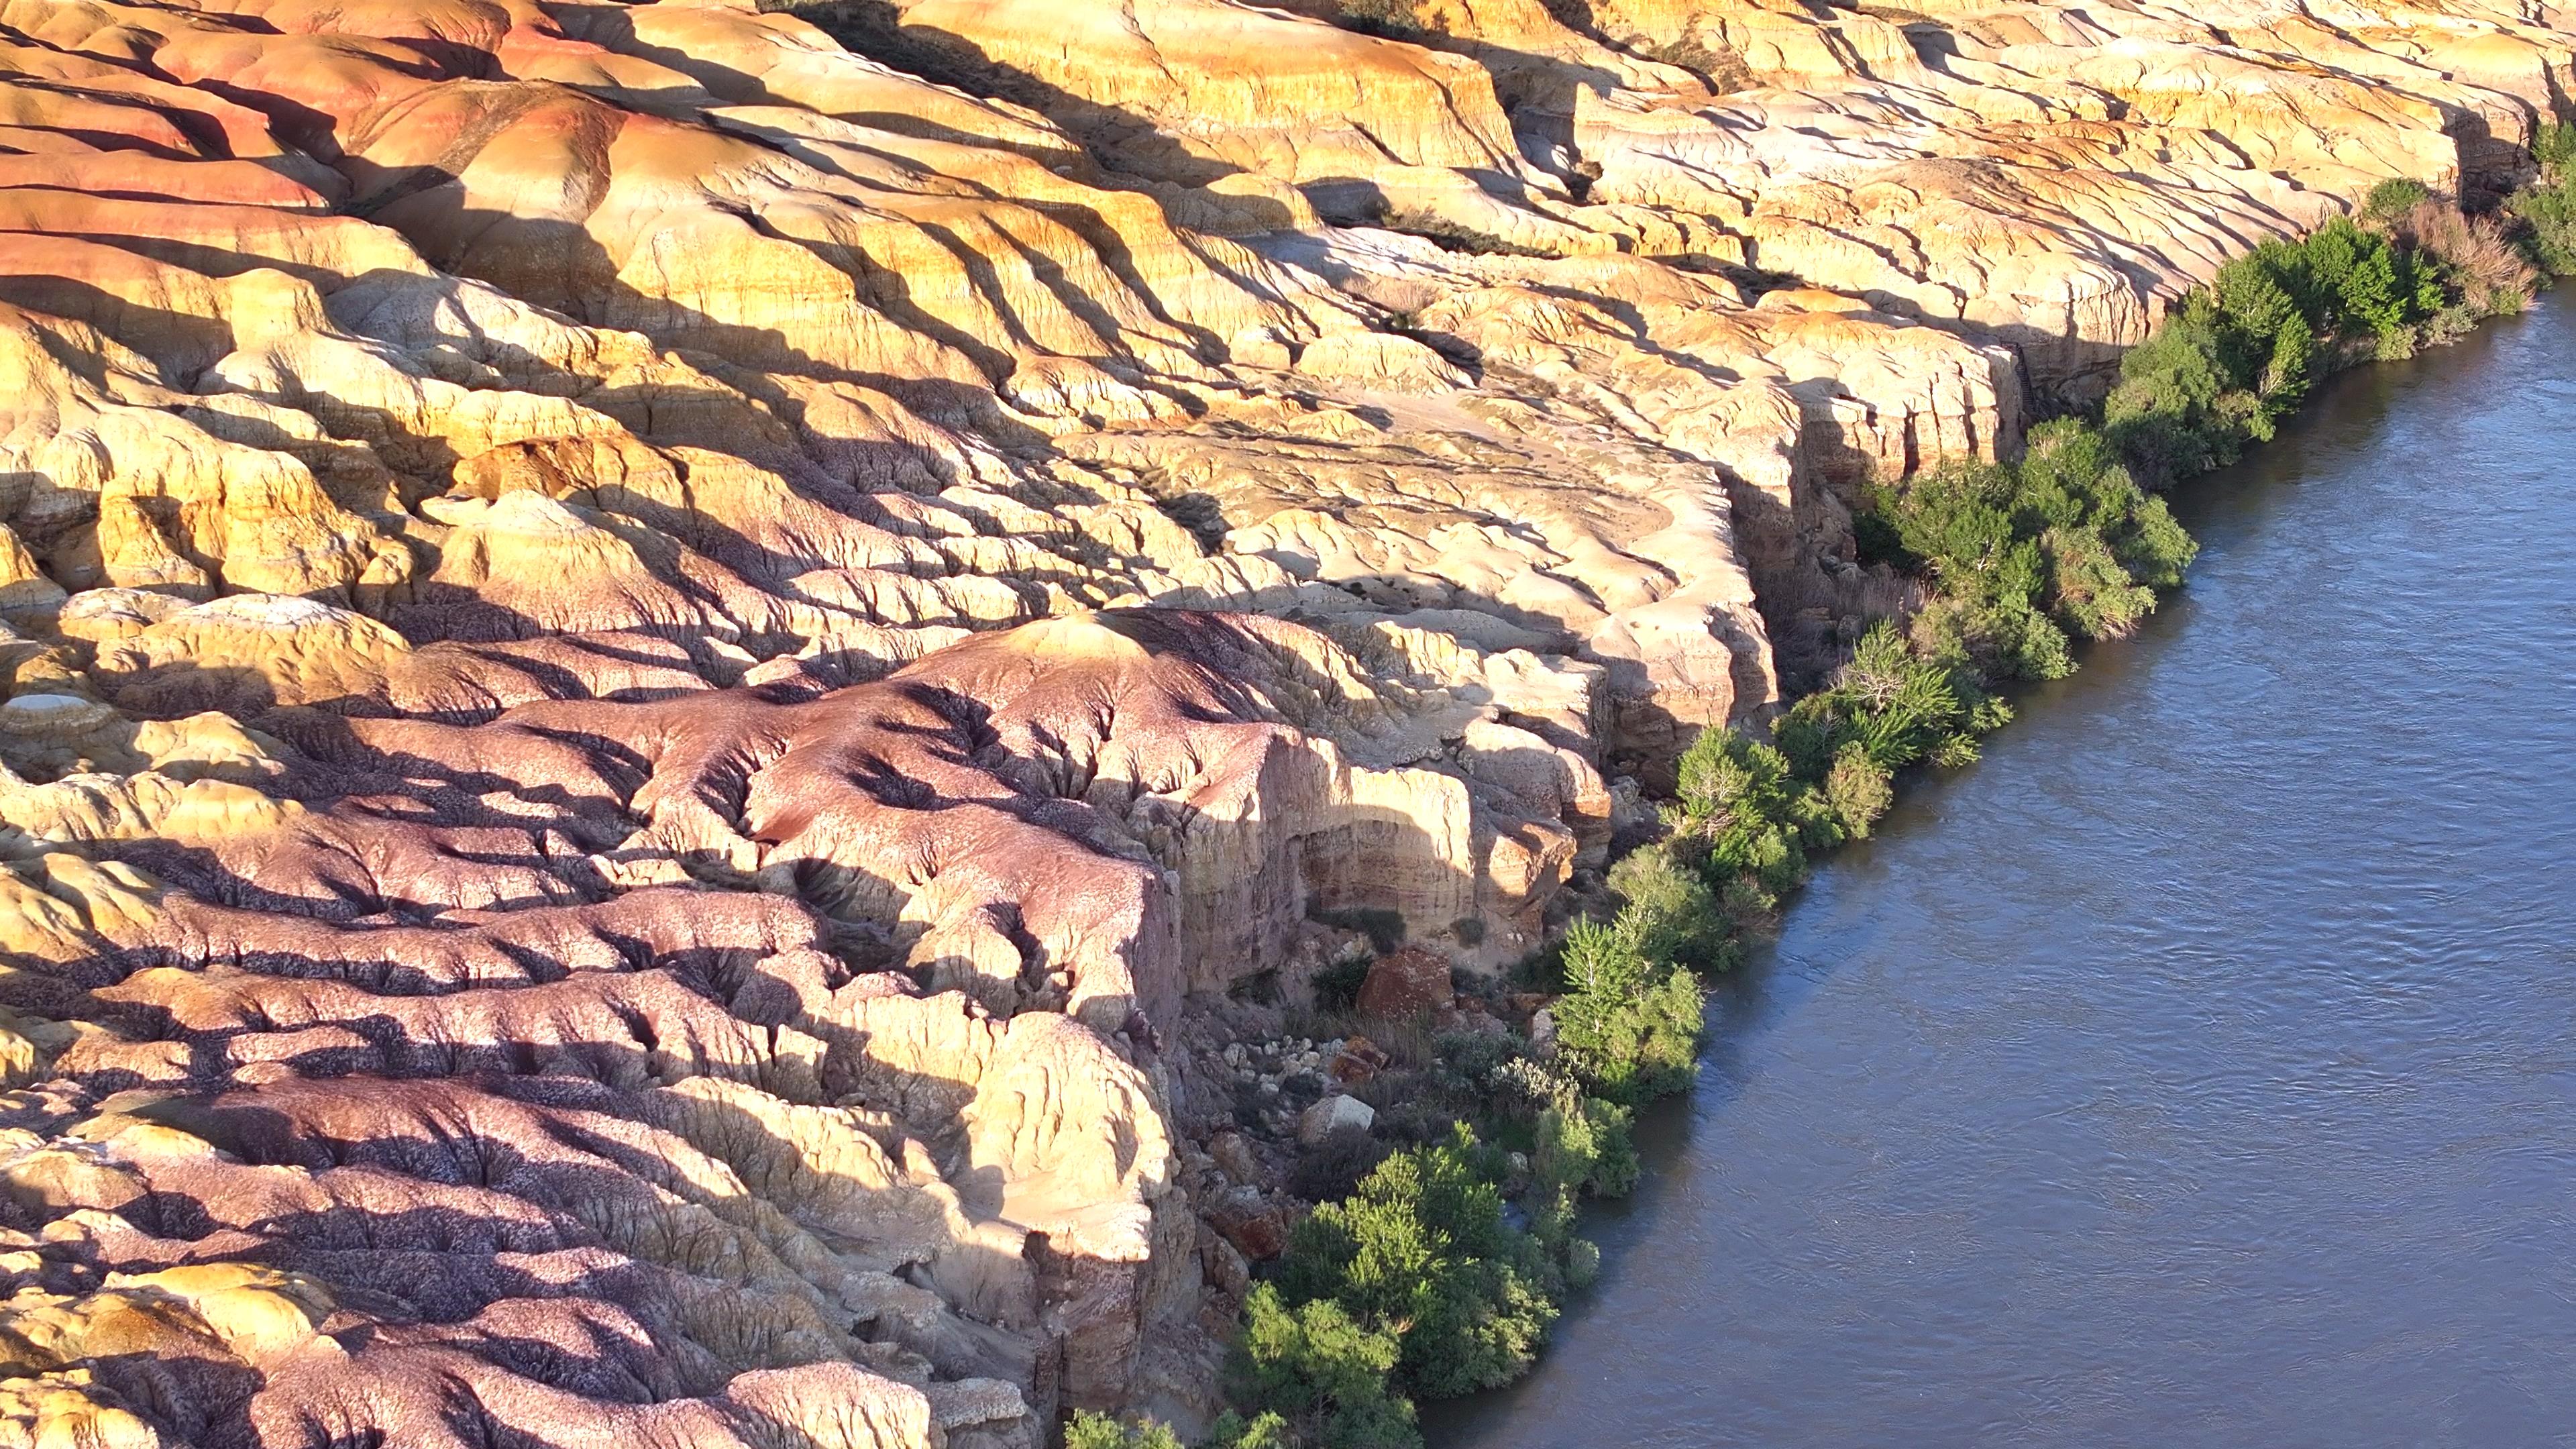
left=1329, top=1037, right=1390, bottom=1084
left=1205, top=1185, right=1287, bottom=1261
left=1354, top=946, right=1454, bottom=1020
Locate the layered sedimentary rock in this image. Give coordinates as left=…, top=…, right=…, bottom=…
left=872, top=0, right=2566, bottom=392
left=0, top=0, right=2562, bottom=1442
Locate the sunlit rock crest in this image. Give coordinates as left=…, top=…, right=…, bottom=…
left=0, top=0, right=2561, bottom=1443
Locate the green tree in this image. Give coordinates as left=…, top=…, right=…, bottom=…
left=1603, top=843, right=1733, bottom=973
left=1067, top=1412, right=1188, bottom=1449
left=1552, top=935, right=1704, bottom=1104
left=1276, top=1128, right=1560, bottom=1399
left=1536, top=1092, right=1640, bottom=1199
left=1819, top=742, right=1895, bottom=839
left=1230, top=1287, right=1419, bottom=1449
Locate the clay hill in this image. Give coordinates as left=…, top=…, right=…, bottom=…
left=0, top=0, right=2560, bottom=1444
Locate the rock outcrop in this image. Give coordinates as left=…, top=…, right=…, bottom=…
left=0, top=0, right=2562, bottom=1442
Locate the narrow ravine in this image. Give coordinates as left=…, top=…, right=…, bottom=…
left=1429, top=287, right=2576, bottom=1448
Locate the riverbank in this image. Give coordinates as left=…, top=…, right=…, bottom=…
left=1136, top=166, right=2576, bottom=1449
left=5, top=7, right=2573, bottom=1449
left=1427, top=270, right=2576, bottom=1449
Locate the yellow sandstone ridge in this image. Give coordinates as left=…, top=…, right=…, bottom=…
left=0, top=0, right=2559, bottom=1441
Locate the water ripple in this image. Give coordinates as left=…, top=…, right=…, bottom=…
left=1430, top=293, right=2576, bottom=1448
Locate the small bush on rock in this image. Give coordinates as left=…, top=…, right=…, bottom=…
left=1329, top=0, right=1424, bottom=36
left=2361, top=177, right=2433, bottom=223
left=1293, top=1125, right=1395, bottom=1203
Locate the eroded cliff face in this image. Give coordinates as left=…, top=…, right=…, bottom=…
left=0, top=0, right=2560, bottom=1444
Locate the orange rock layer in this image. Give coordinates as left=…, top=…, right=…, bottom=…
left=0, top=0, right=2563, bottom=1444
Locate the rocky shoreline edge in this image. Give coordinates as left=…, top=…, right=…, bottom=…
left=0, top=3, right=2571, bottom=1449
left=1114, top=154, right=2573, bottom=1449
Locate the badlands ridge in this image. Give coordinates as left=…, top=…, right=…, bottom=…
left=0, top=0, right=2562, bottom=1444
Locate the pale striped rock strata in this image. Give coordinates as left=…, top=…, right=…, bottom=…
left=0, top=0, right=2558, bottom=1442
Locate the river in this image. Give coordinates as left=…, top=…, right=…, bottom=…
left=1430, top=288, right=2576, bottom=1446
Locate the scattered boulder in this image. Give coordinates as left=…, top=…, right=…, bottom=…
left=1329, top=1036, right=1391, bottom=1084
left=1206, top=1184, right=1289, bottom=1260
left=1298, top=1093, right=1377, bottom=1146
left=1210, top=1130, right=1263, bottom=1185
left=1356, top=947, right=1454, bottom=1019
left=1201, top=1228, right=1252, bottom=1298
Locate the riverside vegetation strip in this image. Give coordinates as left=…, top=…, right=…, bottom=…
left=1, top=2, right=2570, bottom=1445
left=1072, top=142, right=2576, bottom=1449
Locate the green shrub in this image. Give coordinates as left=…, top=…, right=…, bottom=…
left=2512, top=172, right=2576, bottom=274
left=1536, top=1093, right=1640, bottom=1199
left=1634, top=34, right=1757, bottom=92
left=2520, top=124, right=2576, bottom=266
left=1293, top=1125, right=1395, bottom=1203
left=2041, top=523, right=2156, bottom=640
left=1603, top=842, right=1734, bottom=973
left=1276, top=1127, right=1559, bottom=1399
left=1552, top=923, right=1703, bottom=1104
left=1787, top=623, right=1982, bottom=769
left=1433, top=1028, right=1525, bottom=1085
left=1330, top=0, right=1423, bottom=36
left=1675, top=720, right=1796, bottom=822
left=1671, top=726, right=1831, bottom=903
left=2361, top=177, right=2433, bottom=224
left=1068, top=1413, right=1190, bottom=1449
left=2491, top=124, right=2576, bottom=278
left=1212, top=1414, right=1293, bottom=1449
left=1859, top=415, right=2194, bottom=676
left=2100, top=291, right=2243, bottom=480
left=1820, top=743, right=1895, bottom=839
left=2106, top=215, right=2457, bottom=481
left=2310, top=216, right=2445, bottom=338
left=1310, top=905, right=1407, bottom=955
left=2535, top=119, right=2576, bottom=177
left=1069, top=1412, right=1295, bottom=1449
left=1230, top=1287, right=1419, bottom=1449
left=1311, top=953, right=1370, bottom=1012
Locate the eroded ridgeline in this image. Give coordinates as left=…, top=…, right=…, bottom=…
left=0, top=0, right=2561, bottom=1444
